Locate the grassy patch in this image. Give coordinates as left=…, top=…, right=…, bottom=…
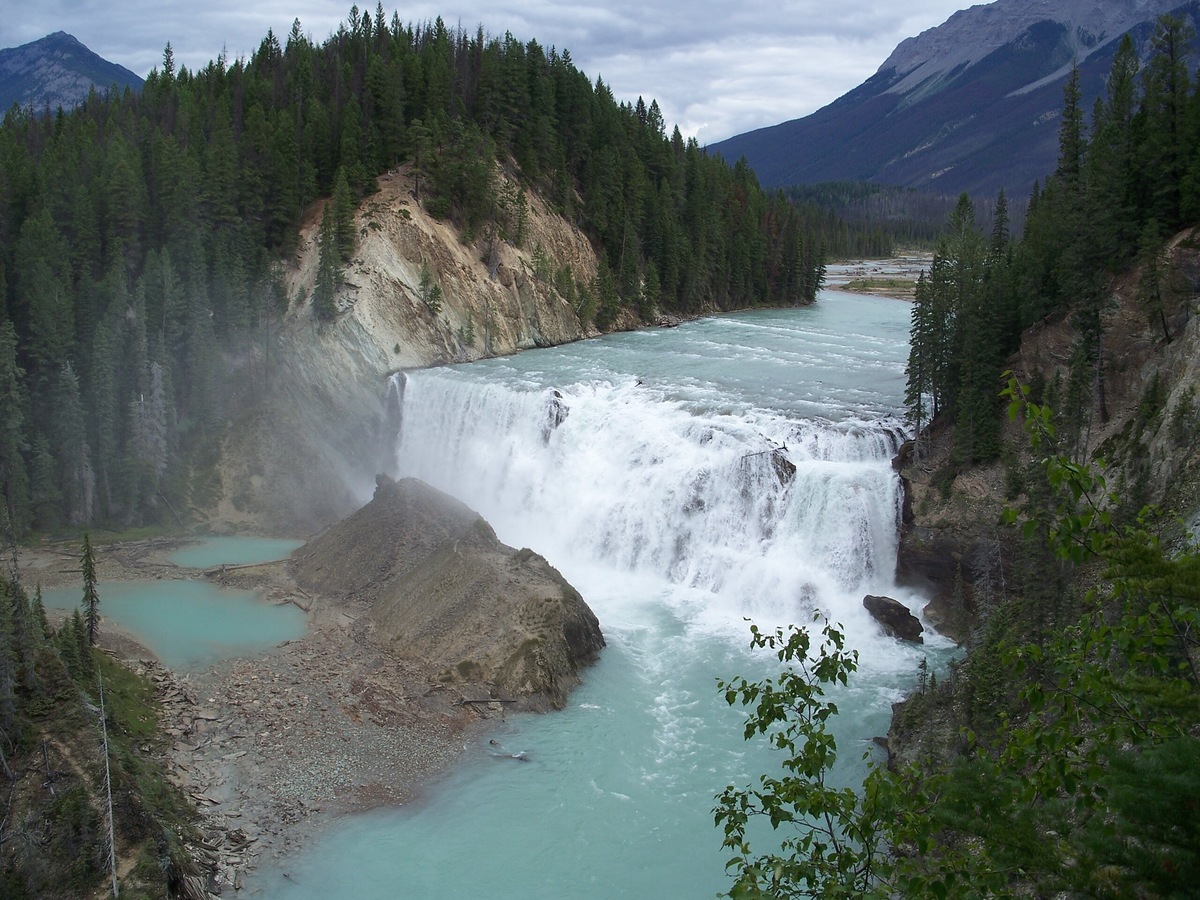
left=76, top=653, right=202, bottom=897
left=94, top=653, right=160, bottom=743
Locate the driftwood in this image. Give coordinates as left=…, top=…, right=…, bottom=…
left=460, top=698, right=517, bottom=704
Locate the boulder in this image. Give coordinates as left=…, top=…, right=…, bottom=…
left=541, top=389, right=569, bottom=444
left=863, top=594, right=924, bottom=643
left=290, top=476, right=604, bottom=710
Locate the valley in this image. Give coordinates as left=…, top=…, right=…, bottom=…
left=1, top=2, right=1199, bottom=897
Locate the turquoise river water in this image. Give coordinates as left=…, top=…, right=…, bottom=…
left=42, top=536, right=307, bottom=670
left=246, top=291, right=950, bottom=898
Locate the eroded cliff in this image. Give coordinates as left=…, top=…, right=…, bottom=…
left=896, top=231, right=1200, bottom=644
left=207, top=167, right=600, bottom=534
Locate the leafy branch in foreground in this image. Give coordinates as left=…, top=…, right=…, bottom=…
left=714, top=619, right=896, bottom=899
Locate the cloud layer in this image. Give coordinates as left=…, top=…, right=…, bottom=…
left=2, top=0, right=967, bottom=142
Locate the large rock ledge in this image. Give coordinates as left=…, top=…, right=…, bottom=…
left=290, top=475, right=605, bottom=711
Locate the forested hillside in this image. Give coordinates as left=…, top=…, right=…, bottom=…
left=781, top=182, right=1029, bottom=258
left=904, top=16, right=1200, bottom=473
left=0, top=8, right=824, bottom=537
left=0, top=567, right=206, bottom=898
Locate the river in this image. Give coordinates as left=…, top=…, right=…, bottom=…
left=247, top=290, right=946, bottom=898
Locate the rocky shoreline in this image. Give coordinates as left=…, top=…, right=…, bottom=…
left=152, top=620, right=482, bottom=894
left=22, top=540, right=504, bottom=897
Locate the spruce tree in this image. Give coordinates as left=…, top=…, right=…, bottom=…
left=1139, top=14, right=1195, bottom=232
left=1055, top=64, right=1085, bottom=188
left=904, top=271, right=936, bottom=451
left=312, top=205, right=340, bottom=322
left=0, top=320, right=30, bottom=534
left=81, top=533, right=99, bottom=646
left=1085, top=35, right=1140, bottom=270
left=50, top=362, right=94, bottom=526
left=331, top=167, right=357, bottom=260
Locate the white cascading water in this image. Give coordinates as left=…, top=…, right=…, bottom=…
left=391, top=369, right=907, bottom=632
left=247, top=297, right=938, bottom=900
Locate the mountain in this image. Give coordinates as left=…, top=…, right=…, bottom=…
left=711, top=0, right=1195, bottom=199
left=0, top=31, right=143, bottom=113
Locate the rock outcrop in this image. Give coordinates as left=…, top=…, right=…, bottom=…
left=207, top=168, right=599, bottom=534
left=289, top=476, right=604, bottom=710
left=0, top=31, right=144, bottom=113
left=863, top=594, right=924, bottom=643
left=878, top=0, right=1179, bottom=99
left=894, top=233, right=1200, bottom=648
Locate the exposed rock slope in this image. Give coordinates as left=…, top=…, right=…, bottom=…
left=896, top=232, right=1200, bottom=641
left=289, top=476, right=605, bottom=711
left=208, top=167, right=598, bottom=533
left=880, top=0, right=1179, bottom=98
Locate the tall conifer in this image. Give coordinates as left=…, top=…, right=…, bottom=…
left=81, top=533, right=99, bottom=646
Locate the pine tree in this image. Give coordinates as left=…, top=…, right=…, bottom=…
left=905, top=271, right=935, bottom=454
left=1137, top=219, right=1173, bottom=343
left=129, top=359, right=170, bottom=513
left=50, top=362, right=94, bottom=526
left=1139, top=14, right=1195, bottom=232
left=312, top=205, right=341, bottom=322
left=81, top=533, right=99, bottom=646
left=31, top=584, right=50, bottom=642
left=70, top=609, right=93, bottom=676
left=1056, top=64, right=1085, bottom=189
left=54, top=610, right=82, bottom=679
left=331, top=166, right=357, bottom=260
left=0, top=320, right=30, bottom=534
left=1085, top=35, right=1140, bottom=270
left=418, top=264, right=443, bottom=313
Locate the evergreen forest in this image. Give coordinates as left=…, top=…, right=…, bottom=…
left=0, top=6, right=825, bottom=537
left=784, top=183, right=997, bottom=259
left=905, top=17, right=1200, bottom=473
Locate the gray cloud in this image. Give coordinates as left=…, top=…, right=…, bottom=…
left=1, top=0, right=966, bottom=142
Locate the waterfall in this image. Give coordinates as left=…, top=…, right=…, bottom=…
left=249, top=298, right=928, bottom=900
left=391, top=364, right=908, bottom=633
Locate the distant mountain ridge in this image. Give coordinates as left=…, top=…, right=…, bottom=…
left=712, top=0, right=1197, bottom=199
left=0, top=31, right=143, bottom=113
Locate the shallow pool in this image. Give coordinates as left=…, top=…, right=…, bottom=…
left=167, top=535, right=305, bottom=568
left=41, top=579, right=307, bottom=670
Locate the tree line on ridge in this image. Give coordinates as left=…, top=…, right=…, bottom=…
left=0, top=5, right=826, bottom=537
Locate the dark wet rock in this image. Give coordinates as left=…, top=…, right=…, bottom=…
left=863, top=594, right=924, bottom=643
left=769, top=448, right=797, bottom=485
left=542, top=389, right=569, bottom=444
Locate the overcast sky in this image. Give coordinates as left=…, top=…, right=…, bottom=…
left=1, top=1, right=972, bottom=144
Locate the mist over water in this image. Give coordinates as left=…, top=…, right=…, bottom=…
left=249, top=293, right=939, bottom=898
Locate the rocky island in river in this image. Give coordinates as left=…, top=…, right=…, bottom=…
left=28, top=476, right=603, bottom=896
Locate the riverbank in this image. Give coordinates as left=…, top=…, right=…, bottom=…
left=21, top=540, right=493, bottom=895
left=824, top=254, right=931, bottom=299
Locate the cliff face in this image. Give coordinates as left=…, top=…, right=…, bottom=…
left=896, top=232, right=1200, bottom=643
left=290, top=476, right=605, bottom=711
left=206, top=167, right=599, bottom=534
left=878, top=0, right=1179, bottom=99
